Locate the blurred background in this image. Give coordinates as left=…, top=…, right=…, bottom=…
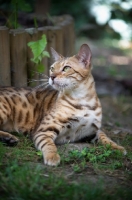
left=0, top=0, right=131, bottom=41
left=0, top=0, right=132, bottom=96
left=0, top=2, right=132, bottom=195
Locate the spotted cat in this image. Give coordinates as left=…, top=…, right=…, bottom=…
left=0, top=44, right=126, bottom=165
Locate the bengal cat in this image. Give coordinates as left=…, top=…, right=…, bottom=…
left=0, top=44, right=126, bottom=166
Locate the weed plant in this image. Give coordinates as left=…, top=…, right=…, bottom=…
left=60, top=145, right=126, bottom=173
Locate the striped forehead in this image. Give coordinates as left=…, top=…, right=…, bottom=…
left=52, top=58, right=71, bottom=70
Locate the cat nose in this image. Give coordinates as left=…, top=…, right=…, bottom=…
left=51, top=75, right=56, bottom=81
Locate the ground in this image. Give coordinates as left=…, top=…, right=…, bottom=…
left=0, top=38, right=132, bottom=199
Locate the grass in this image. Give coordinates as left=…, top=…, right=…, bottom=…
left=0, top=154, right=131, bottom=200
left=61, top=144, right=130, bottom=173
left=0, top=163, right=104, bottom=200
left=1, top=163, right=131, bottom=200
left=0, top=131, right=132, bottom=199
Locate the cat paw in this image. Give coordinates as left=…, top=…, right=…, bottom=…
left=44, top=153, right=60, bottom=166
left=0, top=136, right=19, bottom=146
left=118, top=146, right=127, bottom=155
left=121, top=147, right=127, bottom=155
left=123, top=149, right=127, bottom=155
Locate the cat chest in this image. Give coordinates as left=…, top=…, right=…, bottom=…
left=55, top=109, right=98, bottom=144
left=69, top=111, right=95, bottom=132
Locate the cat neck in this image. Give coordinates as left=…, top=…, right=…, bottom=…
left=59, top=73, right=96, bottom=101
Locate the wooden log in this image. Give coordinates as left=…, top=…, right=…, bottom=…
left=62, top=14, right=73, bottom=22
left=58, top=21, right=70, bottom=57
left=53, top=26, right=63, bottom=55
left=0, top=26, right=11, bottom=86
left=10, top=29, right=27, bottom=87
left=65, top=16, right=75, bottom=55
left=67, top=19, right=75, bottom=55
left=47, top=26, right=56, bottom=52
left=60, top=21, right=75, bottom=57
left=53, top=16, right=63, bottom=25
left=25, top=28, right=39, bottom=87
left=56, top=15, right=75, bottom=56
left=46, top=26, right=64, bottom=67
left=46, top=26, right=57, bottom=71
left=38, top=27, right=49, bottom=77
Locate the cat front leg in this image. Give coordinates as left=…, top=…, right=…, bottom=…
left=33, top=130, right=60, bottom=166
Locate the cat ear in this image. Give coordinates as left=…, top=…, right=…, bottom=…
left=50, top=47, right=63, bottom=62
left=76, top=44, right=92, bottom=67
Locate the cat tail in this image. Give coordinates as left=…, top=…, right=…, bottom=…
left=97, top=130, right=127, bottom=155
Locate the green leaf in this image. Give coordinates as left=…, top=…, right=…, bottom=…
left=31, top=58, right=38, bottom=64
left=36, top=151, right=42, bottom=156
left=28, top=34, right=48, bottom=63
left=37, top=64, right=44, bottom=73
left=42, top=51, right=50, bottom=58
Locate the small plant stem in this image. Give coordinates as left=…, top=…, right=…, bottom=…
left=15, top=0, right=18, bottom=29
left=34, top=17, right=38, bottom=28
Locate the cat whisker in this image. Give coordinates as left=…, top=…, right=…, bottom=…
left=38, top=82, right=49, bottom=87
left=34, top=82, right=49, bottom=90
left=27, top=82, right=49, bottom=97
left=39, top=74, right=49, bottom=79
left=39, top=79, right=49, bottom=82
left=29, top=70, right=49, bottom=78
left=26, top=83, right=48, bottom=98
left=27, top=79, right=48, bottom=84
left=27, top=84, right=48, bottom=96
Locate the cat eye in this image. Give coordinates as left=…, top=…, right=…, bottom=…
left=63, top=66, right=71, bottom=72
left=50, top=67, right=54, bottom=72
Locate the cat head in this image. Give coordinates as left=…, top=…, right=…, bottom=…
left=49, top=44, right=92, bottom=91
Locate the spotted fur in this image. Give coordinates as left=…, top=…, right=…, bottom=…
left=0, top=44, right=126, bottom=166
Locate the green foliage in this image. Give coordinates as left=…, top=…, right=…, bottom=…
left=62, top=145, right=125, bottom=172
left=11, top=0, right=32, bottom=12
left=36, top=151, right=43, bottom=157
left=50, top=0, right=132, bottom=39
left=50, top=0, right=93, bottom=32
left=33, top=17, right=38, bottom=28
left=0, top=160, right=103, bottom=199
left=5, top=0, right=32, bottom=29
left=0, top=161, right=131, bottom=200
left=28, top=34, right=50, bottom=73
left=0, top=143, right=6, bottom=163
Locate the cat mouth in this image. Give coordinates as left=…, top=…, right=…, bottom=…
left=49, top=77, right=69, bottom=90
left=53, top=81, right=68, bottom=90
left=54, top=82, right=68, bottom=88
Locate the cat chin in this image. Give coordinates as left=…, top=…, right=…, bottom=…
left=52, top=85, right=60, bottom=91
left=52, top=85, right=67, bottom=92
left=49, top=77, right=66, bottom=91
left=51, top=83, right=71, bottom=92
